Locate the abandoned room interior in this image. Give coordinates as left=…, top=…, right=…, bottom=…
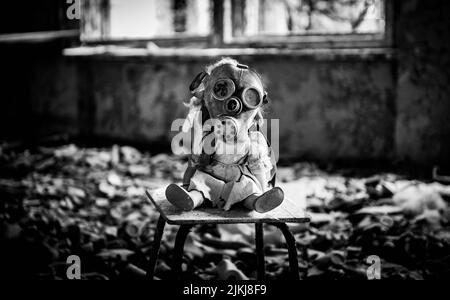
left=0, top=0, right=449, bottom=281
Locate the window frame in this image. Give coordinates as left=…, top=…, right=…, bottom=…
left=80, top=0, right=216, bottom=47
left=79, top=0, right=393, bottom=49
left=221, top=0, right=393, bottom=49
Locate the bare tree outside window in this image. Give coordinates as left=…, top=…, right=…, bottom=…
left=226, top=0, right=389, bottom=48
left=240, top=0, right=385, bottom=36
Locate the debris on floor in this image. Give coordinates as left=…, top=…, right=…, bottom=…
left=0, top=143, right=449, bottom=280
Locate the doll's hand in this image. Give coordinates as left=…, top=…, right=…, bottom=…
left=220, top=181, right=238, bottom=211
left=223, top=201, right=233, bottom=211
left=221, top=181, right=252, bottom=211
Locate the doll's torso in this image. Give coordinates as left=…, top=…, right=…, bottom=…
left=201, top=135, right=251, bottom=182
left=212, top=136, right=249, bottom=164
left=190, top=132, right=267, bottom=209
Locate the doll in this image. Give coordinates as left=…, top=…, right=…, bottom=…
left=166, top=58, right=284, bottom=213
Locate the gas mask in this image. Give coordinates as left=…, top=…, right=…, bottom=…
left=190, top=63, right=268, bottom=143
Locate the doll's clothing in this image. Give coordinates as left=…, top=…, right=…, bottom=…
left=247, top=131, right=273, bottom=176
left=187, top=131, right=273, bottom=211
left=188, top=164, right=261, bottom=210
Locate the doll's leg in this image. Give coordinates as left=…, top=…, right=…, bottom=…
left=243, top=187, right=284, bottom=213
left=165, top=184, right=204, bottom=211
left=189, top=190, right=205, bottom=208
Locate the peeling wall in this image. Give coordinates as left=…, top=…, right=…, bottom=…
left=77, top=60, right=205, bottom=144
left=30, top=57, right=79, bottom=136
left=253, top=57, right=395, bottom=161
left=74, top=56, right=395, bottom=163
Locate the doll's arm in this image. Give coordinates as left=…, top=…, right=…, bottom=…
left=182, top=164, right=196, bottom=188
left=182, top=155, right=198, bottom=188
left=181, top=102, right=204, bottom=189
left=182, top=153, right=211, bottom=188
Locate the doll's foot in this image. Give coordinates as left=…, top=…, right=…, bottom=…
left=247, top=187, right=284, bottom=213
left=165, top=184, right=195, bottom=211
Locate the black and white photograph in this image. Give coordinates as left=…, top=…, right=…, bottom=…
left=0, top=0, right=449, bottom=288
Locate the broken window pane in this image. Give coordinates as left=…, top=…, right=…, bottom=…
left=238, top=0, right=385, bottom=36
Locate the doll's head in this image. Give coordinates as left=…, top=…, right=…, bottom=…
left=189, top=58, right=268, bottom=143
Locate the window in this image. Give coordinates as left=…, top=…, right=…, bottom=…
left=80, top=0, right=392, bottom=48
left=81, top=0, right=212, bottom=42
left=224, top=0, right=390, bottom=47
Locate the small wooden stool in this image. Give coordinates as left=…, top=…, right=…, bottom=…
left=145, top=187, right=310, bottom=280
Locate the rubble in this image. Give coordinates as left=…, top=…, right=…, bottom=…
left=0, top=143, right=449, bottom=280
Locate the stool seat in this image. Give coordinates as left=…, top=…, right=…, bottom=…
left=144, top=186, right=311, bottom=280
left=146, top=186, right=310, bottom=225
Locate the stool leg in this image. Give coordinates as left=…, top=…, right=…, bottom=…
left=146, top=216, right=166, bottom=280
left=172, top=224, right=194, bottom=279
left=271, top=223, right=300, bottom=280
left=255, top=223, right=265, bottom=280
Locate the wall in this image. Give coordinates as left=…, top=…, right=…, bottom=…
left=77, top=59, right=204, bottom=144
left=395, top=0, right=450, bottom=167
left=0, top=43, right=79, bottom=141
left=247, top=55, right=395, bottom=162
left=75, top=54, right=395, bottom=164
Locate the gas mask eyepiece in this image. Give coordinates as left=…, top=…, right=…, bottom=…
left=242, top=87, right=262, bottom=109
left=212, top=79, right=235, bottom=100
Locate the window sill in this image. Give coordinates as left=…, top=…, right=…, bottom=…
left=63, top=45, right=395, bottom=61
left=0, top=30, right=79, bottom=44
